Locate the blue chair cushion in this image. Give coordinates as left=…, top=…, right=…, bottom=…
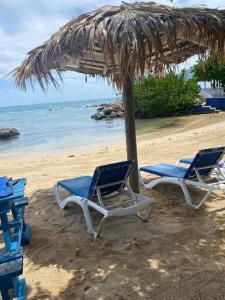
left=179, top=158, right=193, bottom=164
left=140, top=163, right=188, bottom=179
left=57, top=176, right=93, bottom=198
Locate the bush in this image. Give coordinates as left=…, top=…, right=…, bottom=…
left=134, top=70, right=199, bottom=118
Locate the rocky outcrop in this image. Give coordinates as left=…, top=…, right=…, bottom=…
left=91, top=102, right=124, bottom=120
left=0, top=128, right=20, bottom=139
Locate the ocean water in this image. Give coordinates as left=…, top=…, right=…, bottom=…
left=0, top=99, right=125, bottom=156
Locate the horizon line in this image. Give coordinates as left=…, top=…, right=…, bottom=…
left=0, top=96, right=119, bottom=109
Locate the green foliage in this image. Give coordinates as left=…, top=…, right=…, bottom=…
left=133, top=70, right=199, bottom=118
left=192, top=52, right=225, bottom=89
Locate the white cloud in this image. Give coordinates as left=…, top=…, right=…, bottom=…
left=0, top=0, right=169, bottom=77
left=0, top=11, right=69, bottom=76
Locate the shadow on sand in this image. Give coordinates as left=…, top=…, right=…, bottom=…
left=24, top=184, right=225, bottom=299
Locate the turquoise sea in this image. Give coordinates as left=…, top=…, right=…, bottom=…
left=0, top=99, right=125, bottom=156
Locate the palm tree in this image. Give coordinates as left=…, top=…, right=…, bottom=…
left=12, top=2, right=225, bottom=192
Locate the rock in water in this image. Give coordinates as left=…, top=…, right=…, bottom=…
left=110, top=111, right=118, bottom=118
left=0, top=128, right=20, bottom=139
left=116, top=111, right=124, bottom=117
left=103, top=107, right=113, bottom=115
left=91, top=113, right=105, bottom=120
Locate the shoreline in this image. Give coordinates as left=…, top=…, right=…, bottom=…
left=1, top=111, right=225, bottom=160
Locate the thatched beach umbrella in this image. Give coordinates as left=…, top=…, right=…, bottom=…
left=13, top=2, right=225, bottom=192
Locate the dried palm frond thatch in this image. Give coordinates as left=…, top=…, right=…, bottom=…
left=13, top=2, right=225, bottom=91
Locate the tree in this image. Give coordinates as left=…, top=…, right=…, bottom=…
left=192, top=52, right=225, bottom=89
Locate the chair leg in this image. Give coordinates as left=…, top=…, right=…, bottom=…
left=139, top=171, right=145, bottom=186
left=53, top=184, right=63, bottom=208
left=94, top=216, right=108, bottom=238
left=178, top=180, right=193, bottom=207
left=14, top=277, right=27, bottom=300
left=141, top=176, right=211, bottom=209
left=177, top=182, right=213, bottom=209
left=80, top=201, right=109, bottom=238
left=21, top=223, right=31, bottom=246
left=190, top=190, right=212, bottom=210
left=80, top=200, right=96, bottom=236
left=16, top=206, right=31, bottom=246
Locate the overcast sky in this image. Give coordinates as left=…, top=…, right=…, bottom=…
left=0, top=0, right=224, bottom=107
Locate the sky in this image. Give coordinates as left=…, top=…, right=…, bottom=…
left=0, top=0, right=225, bottom=107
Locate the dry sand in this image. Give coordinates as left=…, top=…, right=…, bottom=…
left=2, top=112, right=225, bottom=299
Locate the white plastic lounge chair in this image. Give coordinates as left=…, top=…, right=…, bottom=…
left=139, top=147, right=225, bottom=209
left=54, top=160, right=155, bottom=237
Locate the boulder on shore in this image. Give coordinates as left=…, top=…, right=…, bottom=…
left=0, top=128, right=20, bottom=139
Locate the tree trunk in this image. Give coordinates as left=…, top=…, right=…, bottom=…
left=123, top=75, right=140, bottom=193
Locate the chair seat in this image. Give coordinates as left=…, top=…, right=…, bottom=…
left=57, top=176, right=93, bottom=198
left=140, top=163, right=188, bottom=178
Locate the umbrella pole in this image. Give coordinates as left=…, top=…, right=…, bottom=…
left=123, top=75, right=140, bottom=193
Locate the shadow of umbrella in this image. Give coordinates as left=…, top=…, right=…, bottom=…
left=23, top=185, right=225, bottom=299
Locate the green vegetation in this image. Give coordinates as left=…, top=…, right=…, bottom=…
left=192, top=52, right=225, bottom=89
left=134, top=70, right=199, bottom=118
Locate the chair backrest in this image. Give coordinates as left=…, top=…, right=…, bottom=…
left=184, top=147, right=225, bottom=179
left=87, top=160, right=133, bottom=198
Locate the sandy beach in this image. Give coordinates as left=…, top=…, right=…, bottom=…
left=2, top=112, right=225, bottom=299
